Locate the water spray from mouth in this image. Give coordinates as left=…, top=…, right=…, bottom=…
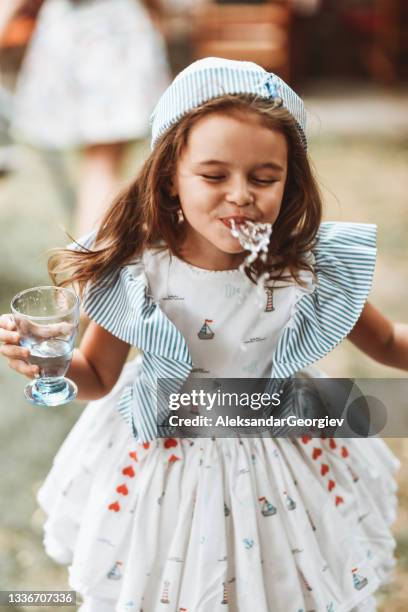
left=229, top=219, right=272, bottom=267
left=229, top=219, right=273, bottom=320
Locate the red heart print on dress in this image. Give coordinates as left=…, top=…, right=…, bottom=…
left=143, top=442, right=150, bottom=449
left=122, top=466, right=135, bottom=478
left=341, top=446, right=349, bottom=458
left=168, top=454, right=180, bottom=463
left=335, top=496, right=344, bottom=506
left=328, top=480, right=336, bottom=491
left=312, top=448, right=322, bottom=460
left=117, top=484, right=129, bottom=496
left=329, top=439, right=337, bottom=449
left=321, top=464, right=329, bottom=476
left=129, top=451, right=138, bottom=461
left=301, top=435, right=312, bottom=444
left=164, top=438, right=178, bottom=449
left=108, top=501, right=120, bottom=512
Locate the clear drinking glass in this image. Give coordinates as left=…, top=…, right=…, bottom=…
left=11, top=286, right=80, bottom=406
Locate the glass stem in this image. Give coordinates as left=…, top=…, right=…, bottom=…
left=35, top=377, right=67, bottom=395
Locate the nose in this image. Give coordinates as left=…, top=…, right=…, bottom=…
left=225, top=176, right=254, bottom=207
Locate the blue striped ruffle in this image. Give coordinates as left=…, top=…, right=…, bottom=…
left=272, top=222, right=377, bottom=378
left=82, top=266, right=192, bottom=441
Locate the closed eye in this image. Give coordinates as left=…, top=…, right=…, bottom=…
left=252, top=178, right=278, bottom=184
left=200, top=174, right=225, bottom=181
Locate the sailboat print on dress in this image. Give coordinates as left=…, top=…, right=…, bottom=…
left=197, top=319, right=214, bottom=340
left=352, top=568, right=368, bottom=590
left=221, top=581, right=228, bottom=604
left=160, top=580, right=170, bottom=603
left=284, top=491, right=296, bottom=510
left=259, top=496, right=277, bottom=516
left=107, top=561, right=123, bottom=580
left=264, top=287, right=275, bottom=312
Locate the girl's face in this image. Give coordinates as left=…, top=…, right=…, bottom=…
left=173, top=111, right=288, bottom=270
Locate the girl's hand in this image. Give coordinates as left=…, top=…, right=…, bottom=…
left=0, top=314, right=39, bottom=379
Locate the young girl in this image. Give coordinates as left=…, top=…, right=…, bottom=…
left=1, top=57, right=408, bottom=612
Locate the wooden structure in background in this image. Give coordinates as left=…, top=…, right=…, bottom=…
left=373, top=0, right=407, bottom=82
left=340, top=0, right=407, bottom=83
left=191, top=1, right=292, bottom=81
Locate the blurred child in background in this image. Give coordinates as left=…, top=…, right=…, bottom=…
left=0, top=0, right=171, bottom=235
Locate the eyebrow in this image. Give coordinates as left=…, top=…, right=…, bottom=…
left=195, top=160, right=285, bottom=172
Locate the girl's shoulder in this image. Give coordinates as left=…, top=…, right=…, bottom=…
left=309, top=221, right=377, bottom=289
left=316, top=221, right=376, bottom=250
left=272, top=221, right=377, bottom=377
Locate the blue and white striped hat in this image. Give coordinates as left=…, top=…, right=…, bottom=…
left=150, top=57, right=307, bottom=149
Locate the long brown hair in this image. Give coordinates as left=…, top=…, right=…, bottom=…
left=48, top=94, right=323, bottom=296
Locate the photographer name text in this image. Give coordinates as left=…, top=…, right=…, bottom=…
left=168, top=414, right=344, bottom=429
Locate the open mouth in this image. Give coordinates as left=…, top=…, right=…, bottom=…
left=220, top=217, right=252, bottom=229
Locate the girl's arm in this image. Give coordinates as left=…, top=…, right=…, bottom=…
left=348, top=302, right=408, bottom=371
left=66, top=321, right=131, bottom=400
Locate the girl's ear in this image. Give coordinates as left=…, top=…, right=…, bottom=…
left=169, top=179, right=178, bottom=198
left=163, top=174, right=178, bottom=199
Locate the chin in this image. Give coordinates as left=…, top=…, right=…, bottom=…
left=216, top=238, right=245, bottom=255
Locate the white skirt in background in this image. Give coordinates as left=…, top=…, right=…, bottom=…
left=12, top=0, right=171, bottom=149
left=37, top=359, right=399, bottom=612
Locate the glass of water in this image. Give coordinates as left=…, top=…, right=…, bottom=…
left=11, top=286, right=80, bottom=406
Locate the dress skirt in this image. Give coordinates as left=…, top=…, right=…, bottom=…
left=11, top=0, right=171, bottom=149
left=37, top=359, right=399, bottom=612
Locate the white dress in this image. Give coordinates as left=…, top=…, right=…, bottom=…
left=37, top=242, right=399, bottom=612
left=11, top=0, right=171, bottom=149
